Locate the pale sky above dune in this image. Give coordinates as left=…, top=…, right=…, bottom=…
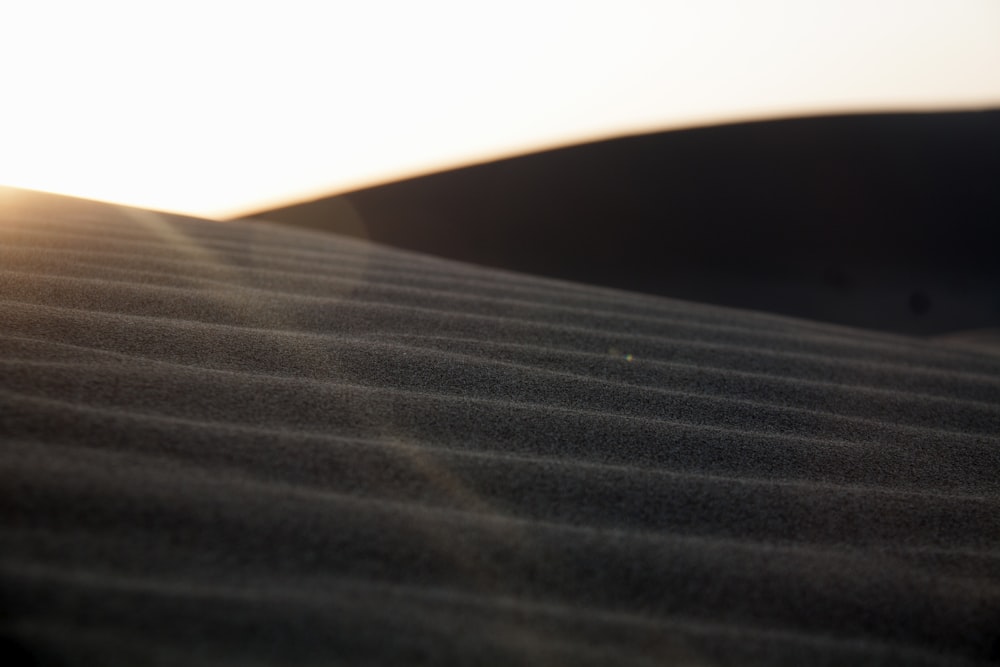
left=1, top=0, right=998, bottom=219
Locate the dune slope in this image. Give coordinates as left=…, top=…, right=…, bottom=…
left=1, top=188, right=999, bottom=666
left=250, top=110, right=1000, bottom=336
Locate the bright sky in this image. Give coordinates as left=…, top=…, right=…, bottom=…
left=1, top=0, right=998, bottom=219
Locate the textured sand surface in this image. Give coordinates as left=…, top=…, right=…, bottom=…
left=1, top=189, right=999, bottom=665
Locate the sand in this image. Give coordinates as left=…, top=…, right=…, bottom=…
left=252, top=111, right=1000, bottom=337
left=1, top=188, right=998, bottom=666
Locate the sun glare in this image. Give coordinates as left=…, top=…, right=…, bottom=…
left=1, top=0, right=998, bottom=219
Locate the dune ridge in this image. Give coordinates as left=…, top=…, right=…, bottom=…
left=1, top=190, right=998, bottom=665
left=251, top=111, right=1000, bottom=336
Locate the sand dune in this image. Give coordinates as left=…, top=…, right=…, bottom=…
left=1, top=188, right=999, bottom=665
left=251, top=111, right=1000, bottom=336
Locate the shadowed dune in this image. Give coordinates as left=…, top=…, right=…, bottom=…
left=1, top=187, right=999, bottom=665
left=250, top=110, right=1000, bottom=336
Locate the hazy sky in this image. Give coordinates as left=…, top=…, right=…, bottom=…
left=2, top=0, right=998, bottom=218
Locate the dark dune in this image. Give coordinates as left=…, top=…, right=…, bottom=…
left=250, top=110, right=1000, bottom=336
left=1, top=186, right=999, bottom=665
